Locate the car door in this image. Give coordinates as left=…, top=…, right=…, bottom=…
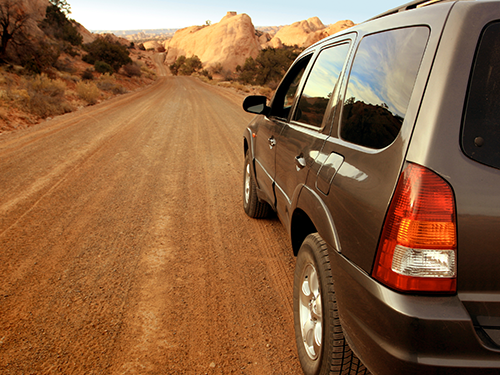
left=274, top=41, right=352, bottom=226
left=252, top=54, right=312, bottom=208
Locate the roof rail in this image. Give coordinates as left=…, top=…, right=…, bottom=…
left=368, top=0, right=448, bottom=21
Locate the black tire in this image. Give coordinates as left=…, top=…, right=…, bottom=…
left=293, top=233, right=369, bottom=375
left=243, top=151, right=270, bottom=218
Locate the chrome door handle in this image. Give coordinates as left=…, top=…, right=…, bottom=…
left=295, top=155, right=306, bottom=170
left=268, top=137, right=276, bottom=149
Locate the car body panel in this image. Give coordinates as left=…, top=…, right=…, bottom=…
left=242, top=0, right=500, bottom=373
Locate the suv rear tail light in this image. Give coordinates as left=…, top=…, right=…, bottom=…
left=372, top=163, right=457, bottom=293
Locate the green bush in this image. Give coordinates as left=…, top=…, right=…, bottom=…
left=236, top=46, right=303, bottom=87
left=83, top=37, right=132, bottom=72
left=94, top=60, right=113, bottom=74
left=169, top=55, right=202, bottom=76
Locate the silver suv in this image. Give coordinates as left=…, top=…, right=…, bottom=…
left=242, top=0, right=500, bottom=374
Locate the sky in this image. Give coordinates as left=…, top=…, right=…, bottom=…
left=68, top=0, right=408, bottom=31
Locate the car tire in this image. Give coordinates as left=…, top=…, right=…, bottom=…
left=243, top=151, right=270, bottom=218
left=294, top=233, right=369, bottom=375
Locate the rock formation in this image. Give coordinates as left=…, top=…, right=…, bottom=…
left=164, top=12, right=261, bottom=72
left=266, top=17, right=355, bottom=48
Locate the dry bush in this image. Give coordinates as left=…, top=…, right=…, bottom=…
left=259, top=87, right=273, bottom=98
left=15, top=74, right=73, bottom=118
left=123, top=63, right=141, bottom=77
left=97, top=73, right=126, bottom=94
left=76, top=81, right=100, bottom=105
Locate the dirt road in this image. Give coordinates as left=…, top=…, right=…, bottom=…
left=0, top=77, right=302, bottom=374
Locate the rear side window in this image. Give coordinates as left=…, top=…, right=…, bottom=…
left=340, top=27, right=429, bottom=149
left=462, top=22, right=500, bottom=170
left=294, top=43, right=350, bottom=128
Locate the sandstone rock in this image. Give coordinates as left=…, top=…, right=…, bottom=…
left=270, top=17, right=325, bottom=47
left=143, top=41, right=163, bottom=51
left=165, top=12, right=261, bottom=72
left=73, top=22, right=96, bottom=44
left=268, top=17, right=355, bottom=48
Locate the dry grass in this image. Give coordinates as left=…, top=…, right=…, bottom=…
left=9, top=74, right=74, bottom=119
left=76, top=81, right=101, bottom=105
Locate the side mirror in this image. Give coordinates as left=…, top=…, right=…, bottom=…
left=243, top=95, right=270, bottom=115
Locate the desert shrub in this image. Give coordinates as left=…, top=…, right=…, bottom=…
left=169, top=55, right=202, bottom=76
left=18, top=74, right=73, bottom=118
left=76, top=81, right=100, bottom=104
left=81, top=68, right=94, bottom=80
left=259, top=86, right=273, bottom=98
left=97, top=73, right=126, bottom=94
left=94, top=60, right=113, bottom=74
left=122, top=63, right=141, bottom=77
left=210, top=62, right=223, bottom=75
left=40, top=3, right=82, bottom=46
left=83, top=37, right=132, bottom=72
left=17, top=40, right=61, bottom=75
left=200, top=69, right=212, bottom=80
left=236, top=46, right=303, bottom=87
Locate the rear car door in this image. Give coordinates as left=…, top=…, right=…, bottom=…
left=274, top=41, right=352, bottom=226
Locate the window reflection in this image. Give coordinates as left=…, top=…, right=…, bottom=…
left=294, top=43, right=350, bottom=128
left=341, top=27, right=429, bottom=149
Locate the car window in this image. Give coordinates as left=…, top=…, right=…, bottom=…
left=270, top=55, right=312, bottom=120
left=462, top=22, right=500, bottom=170
left=340, top=27, right=430, bottom=149
left=293, top=43, right=350, bottom=128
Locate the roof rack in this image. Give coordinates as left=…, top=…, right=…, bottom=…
left=368, top=0, right=448, bottom=21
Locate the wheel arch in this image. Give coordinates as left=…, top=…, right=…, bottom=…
left=291, top=185, right=341, bottom=256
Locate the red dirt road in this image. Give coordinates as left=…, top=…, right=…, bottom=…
left=0, top=77, right=302, bottom=374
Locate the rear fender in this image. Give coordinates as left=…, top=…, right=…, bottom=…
left=292, top=185, right=341, bottom=255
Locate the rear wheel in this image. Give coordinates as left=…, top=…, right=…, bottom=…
left=243, top=151, right=270, bottom=218
left=293, top=233, right=369, bottom=375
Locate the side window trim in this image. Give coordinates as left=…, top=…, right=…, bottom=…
left=268, top=53, right=314, bottom=122
left=290, top=38, right=354, bottom=132
left=336, top=26, right=430, bottom=150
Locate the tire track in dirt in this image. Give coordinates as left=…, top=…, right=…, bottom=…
left=0, top=76, right=302, bottom=374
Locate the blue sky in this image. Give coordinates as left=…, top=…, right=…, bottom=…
left=68, top=0, right=407, bottom=31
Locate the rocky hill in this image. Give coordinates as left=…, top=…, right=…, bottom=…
left=163, top=12, right=354, bottom=73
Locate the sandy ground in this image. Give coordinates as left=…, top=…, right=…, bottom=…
left=0, top=76, right=302, bottom=374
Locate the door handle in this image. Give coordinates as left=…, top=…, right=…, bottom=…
left=268, top=136, right=276, bottom=149
left=295, top=155, right=306, bottom=171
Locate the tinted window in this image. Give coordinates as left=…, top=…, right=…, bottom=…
left=294, top=43, right=350, bottom=127
left=340, top=27, right=429, bottom=149
left=462, top=22, right=500, bottom=170
left=271, top=56, right=311, bottom=120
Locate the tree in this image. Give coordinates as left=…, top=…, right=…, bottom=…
left=49, top=0, right=71, bottom=15
left=41, top=1, right=82, bottom=46
left=0, top=0, right=30, bottom=59
left=236, top=46, right=303, bottom=87
left=83, top=36, right=132, bottom=72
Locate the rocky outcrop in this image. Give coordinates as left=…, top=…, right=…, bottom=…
left=164, top=12, right=261, bottom=72
left=267, top=18, right=355, bottom=48
left=303, top=20, right=356, bottom=47
left=73, top=22, right=96, bottom=44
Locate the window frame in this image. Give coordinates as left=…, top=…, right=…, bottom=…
left=335, top=26, right=431, bottom=150
left=289, top=39, right=354, bottom=132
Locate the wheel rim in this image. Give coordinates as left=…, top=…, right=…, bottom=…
left=299, top=262, right=322, bottom=360
left=244, top=162, right=251, bottom=205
